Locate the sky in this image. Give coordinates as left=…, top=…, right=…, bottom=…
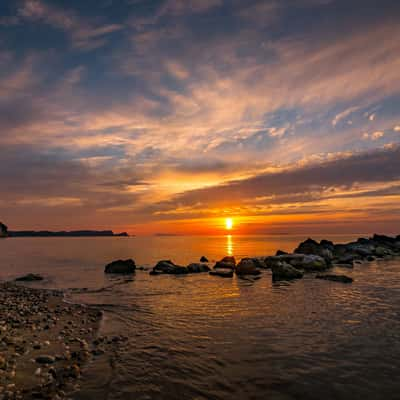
left=0, top=0, right=400, bottom=235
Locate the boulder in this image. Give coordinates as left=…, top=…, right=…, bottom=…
left=294, top=238, right=333, bottom=264
left=200, top=256, right=209, bottom=262
left=104, top=259, right=136, bottom=274
left=151, top=260, right=188, bottom=275
left=265, top=253, right=328, bottom=271
left=316, top=274, right=353, bottom=283
left=300, top=255, right=328, bottom=271
left=252, top=257, right=269, bottom=269
left=15, top=273, right=44, bottom=282
left=372, top=234, right=397, bottom=244
left=271, top=262, right=303, bottom=281
left=0, top=222, right=7, bottom=238
left=187, top=263, right=210, bottom=273
left=209, top=269, right=233, bottom=278
left=214, top=256, right=236, bottom=270
left=374, top=246, right=392, bottom=257
left=275, top=250, right=288, bottom=256
left=235, top=258, right=261, bottom=276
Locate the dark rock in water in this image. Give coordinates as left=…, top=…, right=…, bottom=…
left=187, top=263, right=210, bottom=273
left=320, top=239, right=334, bottom=249
left=265, top=253, right=328, bottom=272
left=209, top=269, right=233, bottom=278
left=367, top=255, right=376, bottom=261
left=214, top=256, right=236, bottom=270
left=200, top=256, right=209, bottom=262
left=152, top=260, right=188, bottom=275
left=356, top=237, right=370, bottom=245
left=336, top=254, right=357, bottom=264
left=276, top=250, right=288, bottom=256
left=271, top=262, right=303, bottom=281
left=235, top=258, right=261, bottom=276
left=15, top=273, right=44, bottom=282
left=104, top=259, right=136, bottom=274
left=295, top=238, right=333, bottom=264
left=373, top=234, right=397, bottom=244
left=0, top=221, right=8, bottom=237
left=252, top=257, right=269, bottom=269
left=316, top=274, right=353, bottom=283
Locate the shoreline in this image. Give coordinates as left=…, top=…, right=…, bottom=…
left=0, top=282, right=104, bottom=400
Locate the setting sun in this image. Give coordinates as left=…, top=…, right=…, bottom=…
left=225, top=218, right=233, bottom=230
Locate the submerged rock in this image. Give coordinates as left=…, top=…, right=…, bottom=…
left=104, top=259, right=136, bottom=274
left=235, top=258, right=261, bottom=276
left=214, top=256, right=236, bottom=269
left=151, top=260, right=188, bottom=275
left=15, top=273, right=44, bottom=281
left=209, top=269, right=234, bottom=278
left=316, top=274, right=353, bottom=283
left=271, top=262, right=303, bottom=281
left=187, top=263, right=210, bottom=273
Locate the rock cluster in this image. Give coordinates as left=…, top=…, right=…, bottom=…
left=149, top=260, right=210, bottom=275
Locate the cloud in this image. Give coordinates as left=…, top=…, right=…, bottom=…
left=332, top=106, right=360, bottom=126
left=12, top=0, right=123, bottom=50
left=149, top=145, right=400, bottom=214
left=394, top=126, right=400, bottom=132
left=363, top=131, right=385, bottom=140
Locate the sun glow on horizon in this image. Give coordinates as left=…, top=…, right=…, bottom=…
left=225, top=218, right=233, bottom=230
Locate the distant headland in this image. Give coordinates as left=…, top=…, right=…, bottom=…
left=0, top=222, right=129, bottom=237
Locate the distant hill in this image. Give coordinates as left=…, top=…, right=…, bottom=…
left=8, top=230, right=129, bottom=237
left=0, top=223, right=129, bottom=237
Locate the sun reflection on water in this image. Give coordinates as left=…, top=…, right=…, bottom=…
left=226, top=234, right=233, bottom=256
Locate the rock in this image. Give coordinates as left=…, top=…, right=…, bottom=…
left=209, top=269, right=233, bottom=278
left=375, top=246, right=391, bottom=257
left=0, top=222, right=8, bottom=238
left=265, top=253, right=328, bottom=271
left=251, top=257, right=269, bottom=269
left=316, top=274, right=353, bottom=283
left=235, top=258, right=261, bottom=276
left=275, top=250, right=288, bottom=256
left=35, top=355, right=55, bottom=364
left=104, top=259, right=136, bottom=274
left=200, top=256, right=209, bottom=262
left=214, top=256, right=236, bottom=270
left=300, top=255, right=328, bottom=271
left=14, top=273, right=44, bottom=282
left=152, top=260, right=188, bottom=275
left=295, top=238, right=333, bottom=263
left=366, top=255, right=375, bottom=261
left=372, top=234, right=397, bottom=244
left=186, top=263, right=210, bottom=273
left=271, top=262, right=303, bottom=281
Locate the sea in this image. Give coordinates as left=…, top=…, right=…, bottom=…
left=1, top=234, right=400, bottom=400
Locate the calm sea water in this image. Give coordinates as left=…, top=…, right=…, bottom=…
left=1, top=235, right=400, bottom=400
